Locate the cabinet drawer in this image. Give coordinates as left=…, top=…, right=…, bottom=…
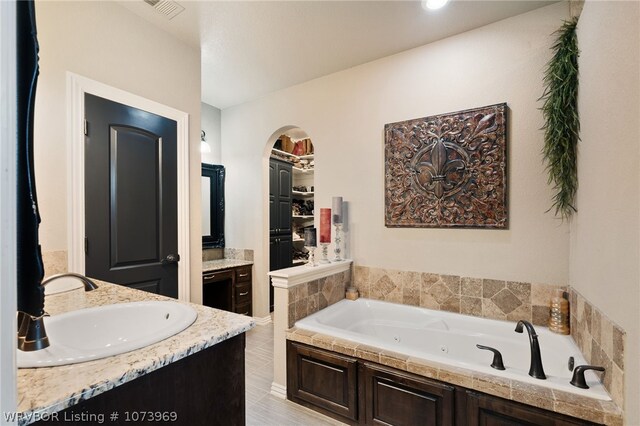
left=202, top=269, right=234, bottom=284
left=235, top=282, right=252, bottom=306
left=234, top=302, right=252, bottom=317
left=235, top=266, right=252, bottom=283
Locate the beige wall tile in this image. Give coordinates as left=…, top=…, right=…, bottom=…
left=507, top=281, right=531, bottom=304
left=491, top=288, right=522, bottom=315
left=532, top=305, right=549, bottom=326
left=482, top=299, right=507, bottom=321
left=483, top=279, right=505, bottom=298
left=612, top=326, right=624, bottom=369
left=461, top=296, right=482, bottom=317
left=532, top=283, right=555, bottom=306
left=461, top=277, right=482, bottom=297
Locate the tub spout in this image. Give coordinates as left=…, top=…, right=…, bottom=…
left=514, top=320, right=546, bottom=380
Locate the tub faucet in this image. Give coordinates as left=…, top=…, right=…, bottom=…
left=514, top=320, right=546, bottom=380
left=17, top=273, right=99, bottom=352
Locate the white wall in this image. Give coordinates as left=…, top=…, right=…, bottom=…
left=201, top=102, right=221, bottom=164
left=33, top=1, right=203, bottom=302
left=0, top=1, right=17, bottom=421
left=222, top=3, right=571, bottom=317
left=571, top=1, right=640, bottom=423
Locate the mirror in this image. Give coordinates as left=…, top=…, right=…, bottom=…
left=202, top=164, right=225, bottom=248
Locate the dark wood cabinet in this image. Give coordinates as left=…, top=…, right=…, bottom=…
left=269, top=159, right=293, bottom=312
left=287, top=341, right=604, bottom=426
left=269, top=159, right=292, bottom=236
left=233, top=265, right=252, bottom=316
left=202, top=266, right=252, bottom=316
left=36, top=334, right=246, bottom=425
left=361, top=362, right=455, bottom=426
left=287, top=341, right=359, bottom=424
left=465, top=391, right=599, bottom=426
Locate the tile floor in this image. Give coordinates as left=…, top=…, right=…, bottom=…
left=245, top=322, right=345, bottom=425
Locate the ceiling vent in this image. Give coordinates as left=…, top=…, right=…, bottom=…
left=143, top=0, right=185, bottom=20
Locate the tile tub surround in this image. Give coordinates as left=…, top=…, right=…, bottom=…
left=286, top=328, right=623, bottom=425
left=18, top=281, right=255, bottom=425
left=287, top=268, right=352, bottom=328
left=354, top=265, right=565, bottom=326
left=203, top=258, right=253, bottom=272
left=269, top=260, right=353, bottom=399
left=569, top=288, right=625, bottom=411
left=353, top=265, right=626, bottom=419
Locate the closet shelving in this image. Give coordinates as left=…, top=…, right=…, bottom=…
left=270, top=140, right=314, bottom=266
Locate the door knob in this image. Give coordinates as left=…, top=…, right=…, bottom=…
left=162, top=254, right=180, bottom=265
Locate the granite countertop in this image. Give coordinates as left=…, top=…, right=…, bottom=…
left=17, top=281, right=255, bottom=424
left=287, top=328, right=623, bottom=426
left=202, top=258, right=253, bottom=273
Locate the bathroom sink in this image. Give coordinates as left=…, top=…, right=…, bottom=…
left=17, top=301, right=197, bottom=368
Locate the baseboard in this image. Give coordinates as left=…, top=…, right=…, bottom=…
left=270, top=382, right=286, bottom=399
left=253, top=315, right=272, bottom=326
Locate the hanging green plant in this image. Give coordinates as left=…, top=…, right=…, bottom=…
left=540, top=17, right=580, bottom=219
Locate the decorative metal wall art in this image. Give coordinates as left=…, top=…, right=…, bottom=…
left=384, top=103, right=507, bottom=228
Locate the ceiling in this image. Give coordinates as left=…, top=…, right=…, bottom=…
left=117, top=0, right=558, bottom=109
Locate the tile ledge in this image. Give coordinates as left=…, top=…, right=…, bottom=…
left=270, top=260, right=352, bottom=288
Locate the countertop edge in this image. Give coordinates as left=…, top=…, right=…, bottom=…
left=202, top=259, right=253, bottom=273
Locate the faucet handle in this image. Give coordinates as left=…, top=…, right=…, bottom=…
left=570, top=365, right=605, bottom=389
left=476, top=344, right=506, bottom=370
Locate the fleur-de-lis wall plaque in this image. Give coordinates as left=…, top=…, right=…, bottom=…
left=384, top=103, right=507, bottom=228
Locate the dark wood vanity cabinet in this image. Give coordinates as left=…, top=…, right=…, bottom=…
left=202, top=266, right=252, bottom=316
left=35, top=334, right=247, bottom=425
left=287, top=341, right=602, bottom=426
left=233, top=265, right=252, bottom=316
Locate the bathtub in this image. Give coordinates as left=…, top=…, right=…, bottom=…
left=295, top=298, right=610, bottom=401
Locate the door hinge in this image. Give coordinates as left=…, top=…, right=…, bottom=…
left=84, top=119, right=88, bottom=136
left=84, top=237, right=88, bottom=255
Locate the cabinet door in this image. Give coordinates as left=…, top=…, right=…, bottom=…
left=287, top=341, right=359, bottom=423
left=466, top=391, right=601, bottom=426
left=276, top=162, right=292, bottom=234
left=276, top=234, right=293, bottom=269
left=362, top=362, right=455, bottom=426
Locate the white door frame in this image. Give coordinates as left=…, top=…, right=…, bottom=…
left=67, top=73, right=191, bottom=302
left=0, top=1, right=17, bottom=421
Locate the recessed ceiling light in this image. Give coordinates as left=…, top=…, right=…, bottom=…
left=422, top=0, right=450, bottom=10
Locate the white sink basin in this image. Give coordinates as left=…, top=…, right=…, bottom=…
left=18, top=301, right=197, bottom=368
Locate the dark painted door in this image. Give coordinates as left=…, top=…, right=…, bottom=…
left=85, top=94, right=178, bottom=298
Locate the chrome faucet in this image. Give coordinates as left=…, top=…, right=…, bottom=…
left=17, top=273, right=99, bottom=352
left=514, top=320, right=546, bottom=380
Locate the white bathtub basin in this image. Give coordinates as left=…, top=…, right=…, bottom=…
left=17, top=301, right=197, bottom=368
left=295, top=298, right=611, bottom=401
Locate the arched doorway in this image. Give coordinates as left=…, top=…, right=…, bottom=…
left=265, top=127, right=315, bottom=311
